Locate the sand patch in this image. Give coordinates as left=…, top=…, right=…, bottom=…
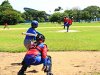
left=0, top=51, right=100, bottom=75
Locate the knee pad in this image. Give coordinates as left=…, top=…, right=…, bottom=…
left=44, top=55, right=52, bottom=72
left=47, top=55, right=52, bottom=65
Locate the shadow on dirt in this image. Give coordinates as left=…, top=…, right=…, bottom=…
left=11, top=63, right=38, bottom=74
left=26, top=70, right=38, bottom=73
left=11, top=63, right=22, bottom=66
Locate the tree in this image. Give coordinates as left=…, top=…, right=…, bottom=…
left=23, top=7, right=48, bottom=22
left=83, top=6, right=100, bottom=21
left=81, top=11, right=91, bottom=22
left=0, top=0, right=24, bottom=25
left=49, top=12, right=63, bottom=23
left=1, top=0, right=13, bottom=9
left=54, top=6, right=63, bottom=11
left=64, top=6, right=100, bottom=22
left=2, top=9, right=24, bottom=24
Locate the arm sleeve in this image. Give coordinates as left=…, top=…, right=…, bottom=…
left=37, top=44, right=48, bottom=66
left=36, top=31, right=41, bottom=35
left=41, top=45, right=48, bottom=66
left=42, top=45, right=47, bottom=59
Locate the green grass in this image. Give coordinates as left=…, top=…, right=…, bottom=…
left=0, top=22, right=100, bottom=52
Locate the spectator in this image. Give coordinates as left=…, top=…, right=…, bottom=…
left=4, top=20, right=9, bottom=29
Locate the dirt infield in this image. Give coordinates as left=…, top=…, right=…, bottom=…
left=0, top=51, right=100, bottom=75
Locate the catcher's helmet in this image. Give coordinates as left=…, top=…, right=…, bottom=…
left=36, top=34, right=45, bottom=42
left=31, top=20, right=38, bottom=28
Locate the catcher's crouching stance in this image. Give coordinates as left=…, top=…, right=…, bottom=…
left=18, top=34, right=53, bottom=75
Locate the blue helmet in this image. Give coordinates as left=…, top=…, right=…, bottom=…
left=31, top=20, right=38, bottom=28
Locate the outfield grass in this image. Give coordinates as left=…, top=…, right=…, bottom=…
left=0, top=22, right=100, bottom=52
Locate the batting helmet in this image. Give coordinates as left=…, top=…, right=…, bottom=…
left=36, top=34, right=45, bottom=42
left=31, top=20, right=38, bottom=28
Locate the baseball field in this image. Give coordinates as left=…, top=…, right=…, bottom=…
left=0, top=22, right=100, bottom=75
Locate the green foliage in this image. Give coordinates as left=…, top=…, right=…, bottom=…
left=49, top=12, right=64, bottom=23
left=23, top=8, right=47, bottom=22
left=84, top=6, right=100, bottom=19
left=81, top=11, right=90, bottom=20
left=54, top=6, right=63, bottom=11
left=0, top=0, right=24, bottom=25
left=50, top=5, right=100, bottom=23
left=38, top=17, right=45, bottom=22
left=84, top=6, right=99, bottom=14
left=2, top=9, right=24, bottom=24
left=1, top=0, right=13, bottom=9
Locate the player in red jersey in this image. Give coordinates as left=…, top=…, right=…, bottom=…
left=18, top=34, right=53, bottom=75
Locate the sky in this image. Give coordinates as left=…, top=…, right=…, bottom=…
left=0, top=0, right=100, bottom=14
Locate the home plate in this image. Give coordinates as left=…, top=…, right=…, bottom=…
left=57, top=30, right=79, bottom=32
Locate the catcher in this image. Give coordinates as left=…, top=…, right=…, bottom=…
left=18, top=34, right=53, bottom=75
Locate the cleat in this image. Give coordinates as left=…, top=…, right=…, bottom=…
left=17, top=70, right=25, bottom=75
left=47, top=72, right=53, bottom=75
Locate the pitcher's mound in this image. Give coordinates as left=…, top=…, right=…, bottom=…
left=57, top=30, right=79, bottom=32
